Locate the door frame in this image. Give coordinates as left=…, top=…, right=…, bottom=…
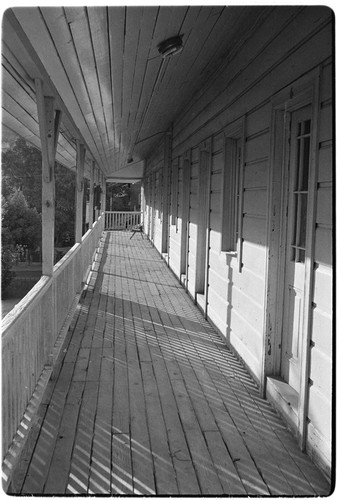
left=263, top=68, right=320, bottom=448
left=195, top=138, right=212, bottom=302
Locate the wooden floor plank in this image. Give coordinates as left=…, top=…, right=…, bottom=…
left=111, top=433, right=133, bottom=494
left=204, top=430, right=247, bottom=495
left=21, top=361, right=75, bottom=494
left=88, top=380, right=112, bottom=494
left=151, top=358, right=201, bottom=495
left=44, top=393, right=83, bottom=494
left=140, top=360, right=179, bottom=495
left=66, top=381, right=99, bottom=494
left=13, top=231, right=330, bottom=496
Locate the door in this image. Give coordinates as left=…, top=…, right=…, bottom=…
left=281, top=105, right=312, bottom=393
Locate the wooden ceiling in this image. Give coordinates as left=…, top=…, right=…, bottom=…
left=2, top=6, right=263, bottom=180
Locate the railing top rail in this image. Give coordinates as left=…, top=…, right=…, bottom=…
left=105, top=210, right=142, bottom=214
left=2, top=275, right=51, bottom=339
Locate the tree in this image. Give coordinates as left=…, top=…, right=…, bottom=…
left=2, top=137, right=76, bottom=247
left=55, top=163, right=76, bottom=246
left=106, top=182, right=141, bottom=211
left=1, top=197, right=15, bottom=294
left=2, top=137, right=42, bottom=211
left=2, top=189, right=41, bottom=253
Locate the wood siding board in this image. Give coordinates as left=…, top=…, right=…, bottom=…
left=309, top=348, right=332, bottom=400
left=312, top=267, right=332, bottom=316
left=318, top=144, right=332, bottom=182
left=244, top=159, right=269, bottom=188
left=245, top=130, right=270, bottom=163
left=311, top=308, right=332, bottom=355
left=307, top=422, right=331, bottom=479
left=242, top=215, right=267, bottom=246
left=316, top=186, right=332, bottom=223
left=243, top=189, right=267, bottom=216
left=241, top=240, right=267, bottom=276
left=318, top=102, right=332, bottom=142
left=307, top=386, right=331, bottom=440
left=319, top=60, right=332, bottom=101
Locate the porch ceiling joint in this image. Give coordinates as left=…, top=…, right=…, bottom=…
left=35, top=78, right=62, bottom=183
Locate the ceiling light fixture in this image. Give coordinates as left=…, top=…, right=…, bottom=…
left=157, top=35, right=183, bottom=58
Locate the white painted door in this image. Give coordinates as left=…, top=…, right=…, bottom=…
left=281, top=105, right=312, bottom=393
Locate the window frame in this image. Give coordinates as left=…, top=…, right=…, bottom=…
left=220, top=117, right=246, bottom=269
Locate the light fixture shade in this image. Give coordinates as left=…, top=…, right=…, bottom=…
left=157, top=35, right=183, bottom=58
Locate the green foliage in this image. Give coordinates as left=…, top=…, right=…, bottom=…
left=55, top=163, right=75, bottom=246
left=1, top=197, right=15, bottom=293
left=2, top=189, right=41, bottom=251
left=2, top=137, right=42, bottom=211
left=1, top=245, right=15, bottom=295
left=2, top=137, right=76, bottom=247
left=106, top=182, right=141, bottom=211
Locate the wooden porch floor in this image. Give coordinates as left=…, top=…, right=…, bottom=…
left=10, top=231, right=330, bottom=495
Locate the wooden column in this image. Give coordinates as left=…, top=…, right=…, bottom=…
left=101, top=174, right=106, bottom=219
left=88, top=161, right=94, bottom=229
left=35, top=79, right=61, bottom=277
left=140, top=183, right=145, bottom=225
left=75, top=141, right=86, bottom=243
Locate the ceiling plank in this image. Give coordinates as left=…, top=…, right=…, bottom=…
left=137, top=7, right=215, bottom=144
left=64, top=7, right=110, bottom=170
left=119, top=7, right=143, bottom=167
left=107, top=6, right=126, bottom=169
left=13, top=7, right=106, bottom=172
left=87, top=7, right=116, bottom=160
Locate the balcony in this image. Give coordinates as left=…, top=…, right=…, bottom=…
left=2, top=227, right=330, bottom=495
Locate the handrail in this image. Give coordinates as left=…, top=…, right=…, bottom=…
left=105, top=210, right=142, bottom=230
left=2, top=215, right=104, bottom=469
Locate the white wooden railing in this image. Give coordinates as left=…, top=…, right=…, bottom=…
left=2, top=216, right=104, bottom=472
left=105, top=211, right=142, bottom=230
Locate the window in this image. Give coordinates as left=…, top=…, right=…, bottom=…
left=291, top=118, right=311, bottom=263
left=221, top=121, right=244, bottom=254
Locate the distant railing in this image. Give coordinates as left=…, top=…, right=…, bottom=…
left=105, top=211, right=142, bottom=231
left=2, top=215, right=104, bottom=472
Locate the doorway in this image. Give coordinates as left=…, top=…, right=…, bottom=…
left=281, top=104, right=312, bottom=393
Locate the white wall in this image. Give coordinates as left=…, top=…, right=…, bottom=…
left=143, top=6, right=333, bottom=477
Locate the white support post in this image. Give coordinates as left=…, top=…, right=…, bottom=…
left=101, top=175, right=106, bottom=216
left=88, top=161, right=94, bottom=229
left=35, top=78, right=61, bottom=277
left=140, top=183, right=145, bottom=225
left=75, top=141, right=86, bottom=243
